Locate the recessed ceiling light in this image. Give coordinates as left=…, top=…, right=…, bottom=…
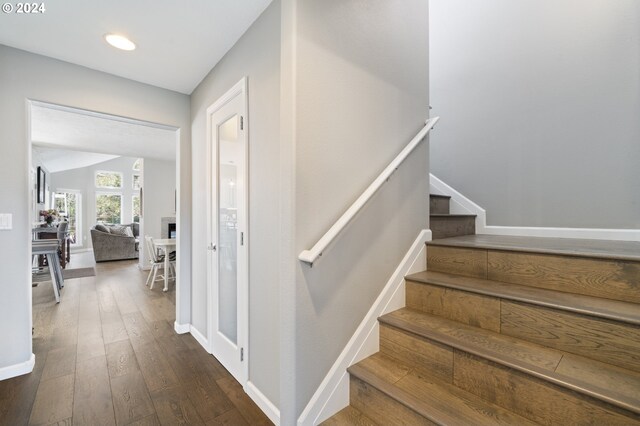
left=104, top=34, right=136, bottom=51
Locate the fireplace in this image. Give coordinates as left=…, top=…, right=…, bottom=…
left=168, top=223, right=176, bottom=239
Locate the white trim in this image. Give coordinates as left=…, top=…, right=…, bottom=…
left=246, top=381, right=281, bottom=425
left=297, top=230, right=431, bottom=426
left=0, top=353, right=35, bottom=381
left=174, top=321, right=190, bottom=334
left=299, top=118, right=440, bottom=266
left=190, top=325, right=209, bottom=350
left=430, top=173, right=639, bottom=242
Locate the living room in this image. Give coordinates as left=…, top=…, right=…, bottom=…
left=31, top=101, right=178, bottom=288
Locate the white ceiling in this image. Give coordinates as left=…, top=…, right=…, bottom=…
left=33, top=147, right=120, bottom=173
left=31, top=103, right=177, bottom=161
left=0, top=0, right=272, bottom=94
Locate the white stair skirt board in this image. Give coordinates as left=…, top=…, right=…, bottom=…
left=174, top=321, right=190, bottom=334
left=297, top=230, right=432, bottom=426
left=430, top=173, right=640, bottom=242
left=190, top=325, right=209, bottom=351
left=0, top=353, right=35, bottom=381
left=246, top=381, right=281, bottom=426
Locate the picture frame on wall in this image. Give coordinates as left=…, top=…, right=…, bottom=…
left=37, top=166, right=46, bottom=204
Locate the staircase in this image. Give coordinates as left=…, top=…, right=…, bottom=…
left=322, top=194, right=640, bottom=425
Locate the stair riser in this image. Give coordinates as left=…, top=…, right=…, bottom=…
left=380, top=324, right=453, bottom=383
left=430, top=217, right=475, bottom=239
left=429, top=197, right=450, bottom=215
left=427, top=246, right=640, bottom=303
left=454, top=351, right=640, bottom=425
left=379, top=324, right=640, bottom=425
left=350, top=376, right=437, bottom=426
left=406, top=281, right=640, bottom=372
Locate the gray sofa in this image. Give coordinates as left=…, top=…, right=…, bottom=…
left=90, top=223, right=139, bottom=262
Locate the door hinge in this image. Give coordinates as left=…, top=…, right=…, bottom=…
left=241, top=348, right=244, bottom=362
left=240, top=232, right=244, bottom=246
left=240, top=116, right=244, bottom=130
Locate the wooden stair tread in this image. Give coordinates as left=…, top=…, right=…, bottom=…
left=380, top=308, right=640, bottom=415
left=320, top=406, right=377, bottom=426
left=406, top=270, right=640, bottom=326
left=429, top=193, right=451, bottom=199
left=427, top=234, right=640, bottom=262
left=349, top=353, right=537, bottom=426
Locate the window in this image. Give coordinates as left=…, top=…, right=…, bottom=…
left=95, top=171, right=122, bottom=189
left=133, top=158, right=142, bottom=171
left=132, top=194, right=141, bottom=223
left=133, top=174, right=141, bottom=190
left=96, top=193, right=121, bottom=224
left=54, top=191, right=82, bottom=246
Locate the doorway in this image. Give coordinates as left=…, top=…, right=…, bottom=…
left=207, top=78, right=249, bottom=384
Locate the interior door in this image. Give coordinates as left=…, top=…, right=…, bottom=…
left=208, top=83, right=248, bottom=384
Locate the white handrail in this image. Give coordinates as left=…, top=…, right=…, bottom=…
left=298, top=116, right=440, bottom=266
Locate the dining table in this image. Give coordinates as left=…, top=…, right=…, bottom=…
left=153, top=238, right=176, bottom=292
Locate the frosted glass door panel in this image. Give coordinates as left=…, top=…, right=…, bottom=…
left=218, top=114, right=239, bottom=344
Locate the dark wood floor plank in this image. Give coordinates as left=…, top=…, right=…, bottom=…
left=150, top=387, right=205, bottom=426
left=41, top=345, right=77, bottom=382
left=216, top=376, right=272, bottom=425
left=133, top=341, right=181, bottom=394
left=73, top=355, right=116, bottom=426
left=106, top=340, right=140, bottom=378
left=28, top=373, right=75, bottom=425
left=205, top=409, right=249, bottom=426
left=110, top=371, right=155, bottom=425
left=183, top=375, right=234, bottom=422
left=122, top=312, right=155, bottom=348
left=0, top=351, right=48, bottom=426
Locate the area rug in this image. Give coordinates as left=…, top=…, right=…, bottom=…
left=32, top=266, right=96, bottom=283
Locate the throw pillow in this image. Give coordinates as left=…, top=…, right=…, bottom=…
left=95, top=224, right=110, bottom=233
left=124, top=226, right=134, bottom=238
left=109, top=225, right=130, bottom=236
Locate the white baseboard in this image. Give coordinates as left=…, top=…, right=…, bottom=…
left=297, top=229, right=431, bottom=426
left=174, top=321, right=190, bottom=334
left=0, top=353, right=35, bottom=381
left=189, top=325, right=209, bottom=351
left=246, top=381, right=281, bottom=425
left=430, top=173, right=639, bottom=242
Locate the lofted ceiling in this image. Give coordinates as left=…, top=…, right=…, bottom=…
left=32, top=147, right=120, bottom=174
left=0, top=0, right=272, bottom=94
left=31, top=103, right=177, bottom=162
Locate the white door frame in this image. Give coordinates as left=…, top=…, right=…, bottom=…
left=205, top=77, right=249, bottom=385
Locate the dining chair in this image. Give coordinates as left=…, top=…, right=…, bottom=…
left=145, top=236, right=175, bottom=290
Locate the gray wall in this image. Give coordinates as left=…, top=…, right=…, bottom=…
left=190, top=1, right=281, bottom=406
left=0, top=45, right=191, bottom=372
left=280, top=0, right=430, bottom=421
left=430, top=0, right=640, bottom=228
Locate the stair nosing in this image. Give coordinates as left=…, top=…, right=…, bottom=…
left=379, top=309, right=640, bottom=416
left=405, top=270, right=640, bottom=326
left=429, top=193, right=451, bottom=199
left=426, top=236, right=640, bottom=262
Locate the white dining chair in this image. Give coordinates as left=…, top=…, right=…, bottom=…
left=144, top=235, right=175, bottom=289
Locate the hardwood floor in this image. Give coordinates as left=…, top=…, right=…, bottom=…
left=0, top=258, right=271, bottom=426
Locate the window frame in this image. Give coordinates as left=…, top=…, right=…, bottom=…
left=95, top=170, right=123, bottom=189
